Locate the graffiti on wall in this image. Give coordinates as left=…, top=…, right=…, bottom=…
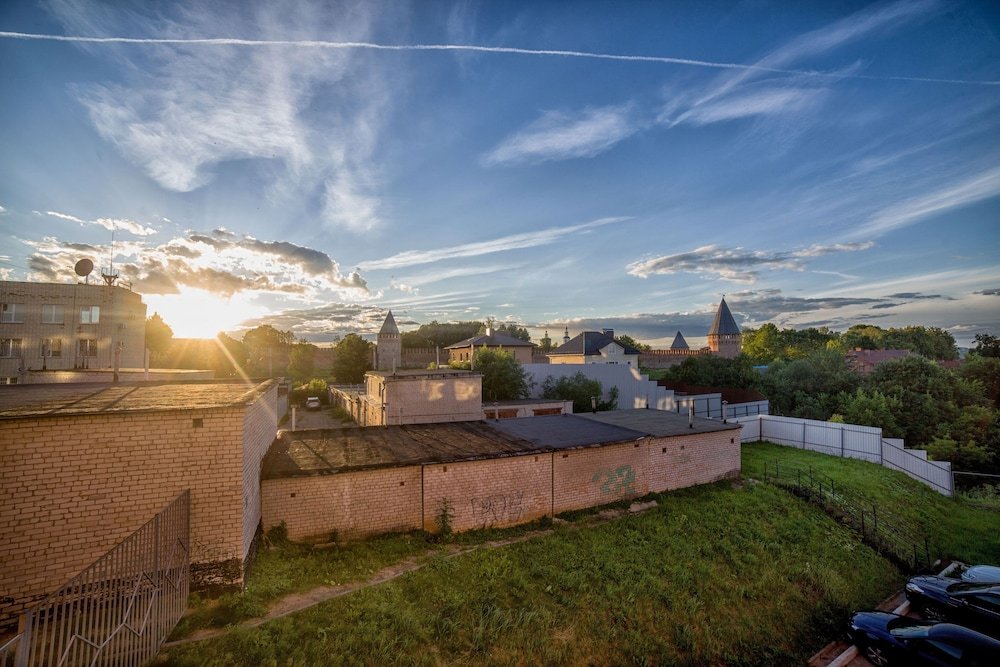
left=592, top=465, right=636, bottom=496
left=470, top=490, right=525, bottom=529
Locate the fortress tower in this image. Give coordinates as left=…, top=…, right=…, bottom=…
left=376, top=310, right=401, bottom=371
left=707, top=297, right=741, bottom=359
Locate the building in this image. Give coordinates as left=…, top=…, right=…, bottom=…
left=0, top=380, right=278, bottom=626
left=260, top=410, right=741, bottom=541
left=0, top=280, right=147, bottom=384
left=845, top=348, right=911, bottom=375
left=331, top=369, right=484, bottom=426
left=375, top=310, right=402, bottom=371
left=547, top=328, right=641, bottom=367
left=444, top=329, right=537, bottom=364
left=707, top=297, right=741, bottom=358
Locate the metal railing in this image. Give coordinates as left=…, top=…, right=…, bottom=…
left=761, top=461, right=932, bottom=571
left=1, top=490, right=190, bottom=667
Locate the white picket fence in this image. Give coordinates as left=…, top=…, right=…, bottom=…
left=735, top=414, right=954, bottom=496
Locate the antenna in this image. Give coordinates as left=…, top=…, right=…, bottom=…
left=101, top=229, right=119, bottom=286
left=74, top=258, right=94, bottom=284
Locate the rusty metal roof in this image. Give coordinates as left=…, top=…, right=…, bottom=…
left=0, top=380, right=275, bottom=420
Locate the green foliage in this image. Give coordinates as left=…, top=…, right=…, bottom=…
left=289, top=378, right=329, bottom=407
left=841, top=324, right=958, bottom=360
left=540, top=372, right=617, bottom=412
left=331, top=334, right=373, bottom=384
left=613, top=334, right=649, bottom=352
left=481, top=319, right=531, bottom=342
left=402, top=320, right=483, bottom=348
left=835, top=389, right=903, bottom=438
left=664, top=354, right=760, bottom=388
left=959, top=355, right=1000, bottom=406
left=435, top=498, right=454, bottom=539
left=286, top=343, right=316, bottom=383
left=742, top=324, right=838, bottom=363
left=925, top=437, right=995, bottom=471
left=242, top=325, right=296, bottom=377
left=473, top=348, right=531, bottom=401
left=537, top=331, right=553, bottom=354
left=144, top=312, right=174, bottom=361
left=759, top=350, right=859, bottom=419
left=972, top=333, right=1000, bottom=358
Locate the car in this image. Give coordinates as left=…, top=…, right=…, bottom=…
left=905, top=575, right=1000, bottom=637
left=305, top=396, right=321, bottom=410
left=962, top=565, right=1000, bottom=585
left=848, top=611, right=1000, bottom=666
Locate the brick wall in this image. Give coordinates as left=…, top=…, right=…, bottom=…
left=0, top=384, right=277, bottom=623
left=261, top=428, right=741, bottom=541
left=241, top=387, right=281, bottom=556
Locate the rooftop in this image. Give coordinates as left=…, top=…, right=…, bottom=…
left=365, top=369, right=481, bottom=380
left=444, top=332, right=536, bottom=349
left=577, top=409, right=742, bottom=437
left=0, top=380, right=275, bottom=420
left=262, top=414, right=648, bottom=478
left=708, top=298, right=741, bottom=336
left=549, top=331, right=641, bottom=356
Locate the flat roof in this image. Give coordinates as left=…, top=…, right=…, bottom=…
left=262, top=414, right=646, bottom=479
left=577, top=409, right=742, bottom=437
left=0, top=380, right=275, bottom=420
left=365, top=369, right=481, bottom=380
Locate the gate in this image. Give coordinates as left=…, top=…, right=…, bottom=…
left=1, top=490, right=190, bottom=667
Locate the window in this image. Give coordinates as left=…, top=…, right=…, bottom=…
left=78, top=339, right=98, bottom=357
left=1, top=303, right=24, bottom=323
left=41, top=338, right=62, bottom=357
left=80, top=306, right=100, bottom=324
left=0, top=339, right=22, bottom=357
left=0, top=377, right=18, bottom=385
left=41, top=304, right=65, bottom=324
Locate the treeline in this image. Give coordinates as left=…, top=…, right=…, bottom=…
left=742, top=323, right=959, bottom=363
left=401, top=319, right=531, bottom=348
left=660, top=332, right=1000, bottom=473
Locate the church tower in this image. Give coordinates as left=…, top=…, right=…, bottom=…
left=707, top=297, right=741, bottom=359
left=376, top=310, right=401, bottom=371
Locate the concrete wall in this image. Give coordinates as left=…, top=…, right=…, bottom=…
left=370, top=373, right=483, bottom=425
left=523, top=364, right=677, bottom=411
left=261, top=428, right=740, bottom=541
left=0, top=383, right=277, bottom=623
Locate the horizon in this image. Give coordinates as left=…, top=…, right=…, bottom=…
left=1, top=1, right=998, bottom=347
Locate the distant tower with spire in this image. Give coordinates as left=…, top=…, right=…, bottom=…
left=376, top=310, right=401, bottom=371
left=707, top=296, right=741, bottom=359
left=562, top=326, right=571, bottom=344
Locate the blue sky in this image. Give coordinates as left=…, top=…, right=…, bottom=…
left=1, top=0, right=998, bottom=346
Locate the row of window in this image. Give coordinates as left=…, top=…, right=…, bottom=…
left=0, top=338, right=98, bottom=357
left=0, top=304, right=100, bottom=324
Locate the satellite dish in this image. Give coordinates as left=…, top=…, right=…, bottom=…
left=74, top=258, right=94, bottom=277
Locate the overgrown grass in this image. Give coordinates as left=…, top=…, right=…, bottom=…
left=743, top=442, right=1000, bottom=564
left=162, top=480, right=901, bottom=666
left=170, top=530, right=433, bottom=638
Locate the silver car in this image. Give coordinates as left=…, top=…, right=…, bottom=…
left=962, top=565, right=1000, bottom=584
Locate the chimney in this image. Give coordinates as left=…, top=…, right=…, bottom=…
left=602, top=328, right=614, bottom=338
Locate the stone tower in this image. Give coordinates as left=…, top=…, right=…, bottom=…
left=707, top=297, right=741, bottom=359
left=376, top=310, right=401, bottom=371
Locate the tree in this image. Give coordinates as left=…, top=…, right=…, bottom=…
left=331, top=334, right=373, bottom=384
left=541, top=372, right=618, bottom=413
left=492, top=322, right=531, bottom=342
left=972, top=333, right=1000, bottom=358
left=287, top=343, right=317, bottom=383
left=741, top=323, right=783, bottom=363
left=402, top=320, right=483, bottom=348
left=145, top=313, right=174, bottom=365
left=242, top=325, right=296, bottom=376
left=960, top=355, right=1000, bottom=406
left=759, top=350, right=859, bottom=419
left=537, top=331, right=554, bottom=354
left=836, top=389, right=903, bottom=438
left=473, top=348, right=531, bottom=401
left=614, top=334, right=650, bottom=352
left=665, top=354, right=759, bottom=389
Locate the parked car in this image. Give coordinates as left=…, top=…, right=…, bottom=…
left=305, top=396, right=321, bottom=410
left=848, top=611, right=1000, bottom=666
left=905, top=575, right=1000, bottom=637
left=962, top=565, right=1000, bottom=584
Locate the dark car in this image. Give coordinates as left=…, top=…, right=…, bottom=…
left=848, top=611, right=1000, bottom=666
left=906, top=575, right=1000, bottom=637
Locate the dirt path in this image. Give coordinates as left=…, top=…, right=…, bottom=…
left=161, top=509, right=638, bottom=649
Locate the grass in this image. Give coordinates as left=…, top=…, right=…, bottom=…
left=742, top=442, right=1000, bottom=564
left=162, top=478, right=902, bottom=666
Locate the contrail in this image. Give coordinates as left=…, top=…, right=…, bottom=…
left=1, top=30, right=997, bottom=86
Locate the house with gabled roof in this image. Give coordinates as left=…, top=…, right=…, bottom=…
left=547, top=328, right=641, bottom=367
left=444, top=327, right=536, bottom=364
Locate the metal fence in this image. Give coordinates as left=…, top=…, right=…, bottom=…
left=762, top=461, right=932, bottom=571
left=1, top=490, right=190, bottom=667
left=735, top=415, right=954, bottom=496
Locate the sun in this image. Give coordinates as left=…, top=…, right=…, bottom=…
left=144, top=287, right=261, bottom=339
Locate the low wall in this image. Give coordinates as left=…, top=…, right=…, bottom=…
left=261, top=429, right=740, bottom=541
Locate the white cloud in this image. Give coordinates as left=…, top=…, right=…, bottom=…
left=484, top=106, right=638, bottom=165
left=359, top=217, right=628, bottom=271
left=45, top=210, right=85, bottom=223
left=44, top=210, right=157, bottom=236
left=674, top=87, right=827, bottom=126
left=627, top=242, right=874, bottom=283
left=849, top=166, right=1000, bottom=238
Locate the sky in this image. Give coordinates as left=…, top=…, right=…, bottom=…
left=1, top=0, right=998, bottom=348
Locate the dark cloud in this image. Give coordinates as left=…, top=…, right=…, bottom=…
left=627, top=242, right=874, bottom=283
left=28, top=254, right=60, bottom=281
left=163, top=244, right=201, bottom=259
left=886, top=292, right=954, bottom=300
left=188, top=234, right=233, bottom=250
left=539, top=312, right=718, bottom=342
left=60, top=242, right=100, bottom=252
left=237, top=303, right=388, bottom=342
left=870, top=303, right=900, bottom=310
left=241, top=237, right=336, bottom=275
left=212, top=228, right=236, bottom=238
left=974, top=288, right=1000, bottom=296
left=728, top=291, right=882, bottom=320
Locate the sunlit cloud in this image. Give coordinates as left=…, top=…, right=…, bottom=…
left=44, top=210, right=157, bottom=236
left=359, top=217, right=628, bottom=271
left=627, top=242, right=874, bottom=283
left=484, top=106, right=638, bottom=165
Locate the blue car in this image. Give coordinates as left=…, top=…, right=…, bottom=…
left=848, top=611, right=1000, bottom=666
left=905, top=575, right=1000, bottom=637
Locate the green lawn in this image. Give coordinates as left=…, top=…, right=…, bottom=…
left=742, top=441, right=1000, bottom=564
left=162, top=477, right=902, bottom=666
